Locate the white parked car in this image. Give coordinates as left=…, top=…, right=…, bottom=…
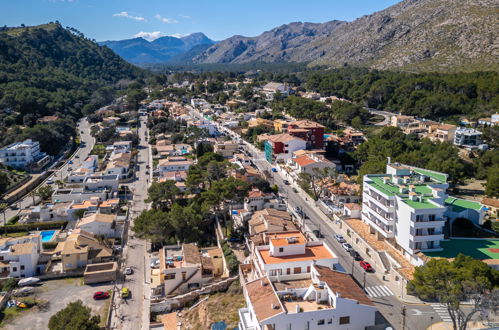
left=124, top=267, right=133, bottom=275
left=18, top=277, right=40, bottom=287
left=342, top=243, right=353, bottom=252
left=150, top=259, right=160, bottom=268
left=334, top=234, right=346, bottom=243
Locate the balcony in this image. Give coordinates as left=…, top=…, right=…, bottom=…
left=239, top=308, right=257, bottom=330
left=363, top=204, right=394, bottom=226
left=362, top=213, right=395, bottom=238
left=364, top=192, right=394, bottom=212
left=412, top=219, right=446, bottom=229
left=411, top=232, right=444, bottom=242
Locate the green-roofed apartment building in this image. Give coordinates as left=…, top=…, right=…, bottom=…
left=362, top=159, right=485, bottom=266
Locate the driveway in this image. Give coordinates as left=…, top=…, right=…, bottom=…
left=3, top=278, right=112, bottom=330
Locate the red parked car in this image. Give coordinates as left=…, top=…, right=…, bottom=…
left=359, top=261, right=373, bottom=272
left=93, top=291, right=110, bottom=300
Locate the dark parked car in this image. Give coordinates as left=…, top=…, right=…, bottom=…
left=349, top=250, right=362, bottom=261
left=283, top=180, right=290, bottom=185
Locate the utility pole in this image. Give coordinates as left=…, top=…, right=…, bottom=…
left=363, top=271, right=367, bottom=288
left=402, top=306, right=406, bottom=330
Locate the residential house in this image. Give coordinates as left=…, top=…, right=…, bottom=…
left=248, top=210, right=296, bottom=238
left=158, top=157, right=193, bottom=174
left=431, top=124, right=457, bottom=143
left=478, top=113, right=499, bottom=127
left=112, top=141, right=132, bottom=154
left=68, top=167, right=94, bottom=183
left=261, top=82, right=291, bottom=100
left=288, top=153, right=335, bottom=178
left=152, top=244, right=224, bottom=296
left=453, top=127, right=485, bottom=149
left=84, top=174, right=119, bottom=192
left=0, top=234, right=42, bottom=278
left=76, top=213, right=117, bottom=238
left=322, top=181, right=361, bottom=206
left=23, top=202, right=72, bottom=223
left=238, top=265, right=377, bottom=330
left=214, top=140, right=239, bottom=158
left=243, top=189, right=286, bottom=212
left=273, top=119, right=290, bottom=133
left=56, top=229, right=113, bottom=272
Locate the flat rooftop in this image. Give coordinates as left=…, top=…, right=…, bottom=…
left=424, top=239, right=499, bottom=260
left=258, top=245, right=334, bottom=265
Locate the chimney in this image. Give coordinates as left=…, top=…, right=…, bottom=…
left=387, top=157, right=391, bottom=164
left=295, top=304, right=300, bottom=313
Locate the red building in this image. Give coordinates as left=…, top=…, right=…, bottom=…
left=288, top=120, right=325, bottom=149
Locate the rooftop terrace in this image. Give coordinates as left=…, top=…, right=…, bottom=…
left=424, top=239, right=499, bottom=260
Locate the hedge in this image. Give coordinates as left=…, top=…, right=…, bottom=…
left=3, top=221, right=68, bottom=233
left=7, top=215, right=19, bottom=225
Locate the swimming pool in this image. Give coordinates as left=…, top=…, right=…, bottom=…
left=40, top=230, right=56, bottom=242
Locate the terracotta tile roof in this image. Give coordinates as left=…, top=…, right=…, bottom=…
left=77, top=213, right=116, bottom=227
left=289, top=120, right=324, bottom=128
left=267, top=134, right=304, bottom=143
left=437, top=124, right=457, bottom=131
left=258, top=244, right=334, bottom=265
left=482, top=198, right=499, bottom=208
left=244, top=276, right=284, bottom=322
left=293, top=155, right=316, bottom=167
left=10, top=243, right=36, bottom=255
left=247, top=189, right=266, bottom=198
left=314, top=265, right=374, bottom=306
left=344, top=218, right=414, bottom=279
left=343, top=203, right=362, bottom=211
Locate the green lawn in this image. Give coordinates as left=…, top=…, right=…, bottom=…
left=425, top=239, right=499, bottom=260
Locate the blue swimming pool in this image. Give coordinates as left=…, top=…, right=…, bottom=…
left=40, top=230, right=56, bottom=242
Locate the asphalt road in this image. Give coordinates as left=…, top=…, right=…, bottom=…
left=1, top=118, right=95, bottom=223
left=110, top=114, right=150, bottom=330
left=201, top=109, right=442, bottom=330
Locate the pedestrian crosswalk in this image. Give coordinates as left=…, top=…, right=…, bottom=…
left=431, top=304, right=452, bottom=322
left=365, top=285, right=394, bottom=298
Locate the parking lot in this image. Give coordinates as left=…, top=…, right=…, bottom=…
left=3, top=278, right=113, bottom=330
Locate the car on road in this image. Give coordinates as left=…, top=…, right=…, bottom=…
left=349, top=250, right=362, bottom=261
left=342, top=243, right=353, bottom=252
left=312, top=230, right=324, bottom=238
left=75, top=155, right=79, bottom=158
left=68, top=160, right=73, bottom=164
left=46, top=179, right=54, bottom=184
left=294, top=206, right=301, bottom=212
left=283, top=180, right=290, bottom=185
left=334, top=234, right=346, bottom=243
left=68, top=167, right=72, bottom=171
left=80, top=130, right=84, bottom=134
left=150, top=259, right=160, bottom=269
left=124, top=267, right=133, bottom=275
left=93, top=291, right=109, bottom=300
left=359, top=261, right=373, bottom=272
left=121, top=288, right=130, bottom=299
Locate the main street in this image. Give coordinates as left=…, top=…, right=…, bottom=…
left=110, top=113, right=150, bottom=330
left=201, top=110, right=440, bottom=330
left=0, top=118, right=94, bottom=223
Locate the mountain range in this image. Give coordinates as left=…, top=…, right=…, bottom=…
left=193, top=0, right=498, bottom=72
left=100, top=33, right=215, bottom=64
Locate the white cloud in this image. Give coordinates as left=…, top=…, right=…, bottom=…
left=133, top=31, right=165, bottom=41
left=113, top=11, right=146, bottom=22
left=155, top=14, right=178, bottom=24
left=168, top=33, right=187, bottom=38
left=179, top=14, right=190, bottom=19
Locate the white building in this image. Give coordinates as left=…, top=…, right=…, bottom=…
left=453, top=127, right=485, bottom=149
left=158, top=157, right=193, bottom=174
left=112, top=141, right=132, bottom=154
left=68, top=167, right=94, bottom=183
left=0, top=234, right=42, bottom=278
left=251, top=231, right=338, bottom=282
left=362, top=161, right=485, bottom=265
left=239, top=265, right=376, bottom=330
left=76, top=213, right=117, bottom=238
left=0, top=139, right=49, bottom=169
left=151, top=244, right=224, bottom=296
left=83, top=174, right=119, bottom=192
left=243, top=189, right=286, bottom=213
left=82, top=155, right=98, bottom=170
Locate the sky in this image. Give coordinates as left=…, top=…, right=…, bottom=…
left=1, top=0, right=401, bottom=42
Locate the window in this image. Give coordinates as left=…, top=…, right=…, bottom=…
left=306, top=266, right=310, bottom=273
left=20, top=265, right=25, bottom=270
left=339, top=316, right=350, bottom=325
left=293, top=267, right=301, bottom=274
left=165, top=273, right=175, bottom=280
left=12, top=267, right=17, bottom=272
left=182, top=272, right=186, bottom=280
left=317, top=319, right=325, bottom=325
left=327, top=319, right=332, bottom=324
left=279, top=248, right=284, bottom=253
left=429, top=214, right=436, bottom=221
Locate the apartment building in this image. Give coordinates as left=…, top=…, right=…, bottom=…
left=0, top=139, right=49, bottom=170
left=238, top=265, right=376, bottom=330
left=264, top=134, right=307, bottom=163
left=157, top=156, right=194, bottom=174
left=152, top=244, right=224, bottom=296
left=362, top=161, right=484, bottom=265
left=287, top=120, right=325, bottom=149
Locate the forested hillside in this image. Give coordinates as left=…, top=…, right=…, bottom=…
left=0, top=23, right=142, bottom=155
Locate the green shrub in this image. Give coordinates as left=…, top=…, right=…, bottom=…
left=6, top=216, right=19, bottom=225
left=5, top=221, right=68, bottom=233
left=42, top=242, right=59, bottom=250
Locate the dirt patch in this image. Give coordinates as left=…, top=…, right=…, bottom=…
left=177, top=281, right=245, bottom=329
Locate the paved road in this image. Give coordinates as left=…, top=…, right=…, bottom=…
left=0, top=118, right=95, bottom=223
left=368, top=109, right=393, bottom=126
left=190, top=107, right=441, bottom=330
left=110, top=114, right=150, bottom=330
